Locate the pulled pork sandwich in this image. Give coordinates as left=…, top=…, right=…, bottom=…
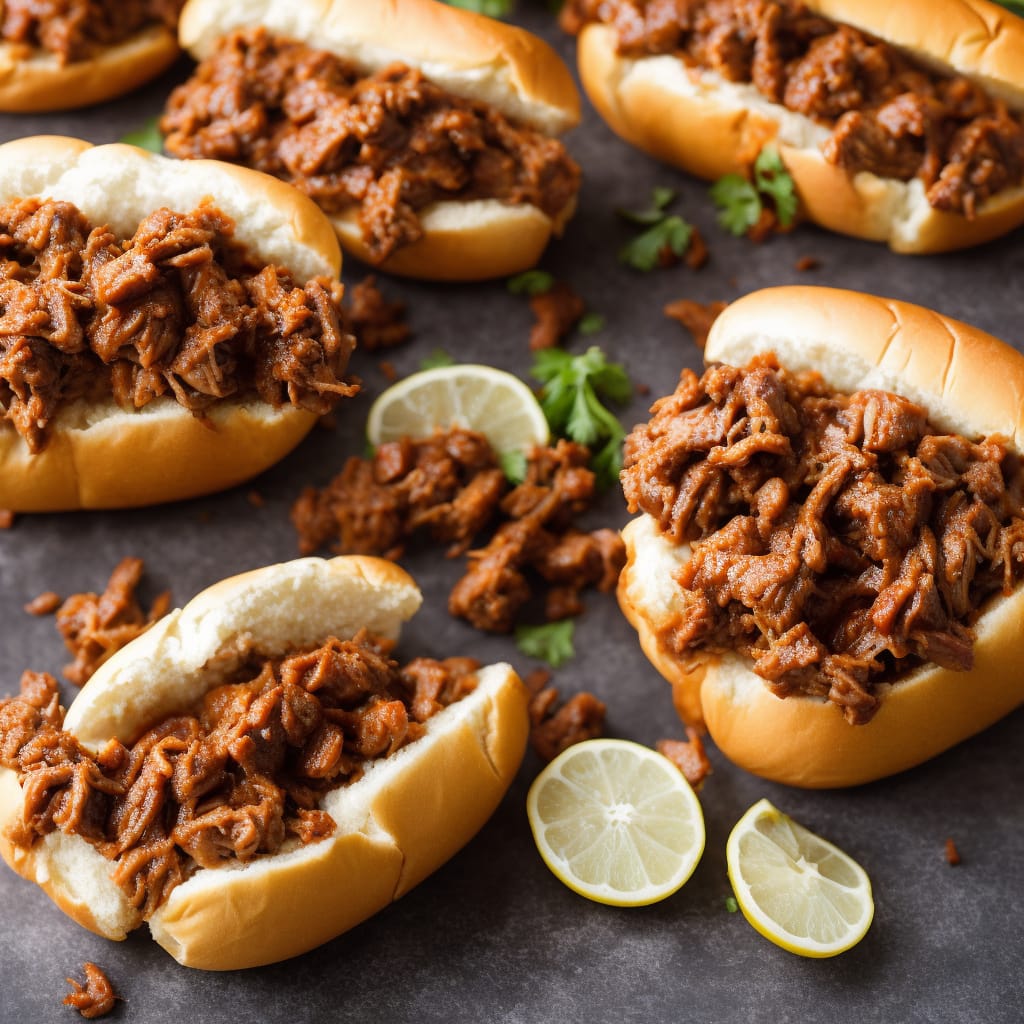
left=161, top=0, right=582, bottom=281
left=0, top=136, right=358, bottom=512
left=618, top=286, right=1024, bottom=787
left=562, top=0, right=1024, bottom=252
left=0, top=0, right=187, bottom=111
left=0, top=556, right=529, bottom=970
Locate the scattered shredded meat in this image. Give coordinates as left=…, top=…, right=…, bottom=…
left=657, top=728, right=712, bottom=789
left=945, top=837, right=962, bottom=866
left=0, top=197, right=357, bottom=453
left=1, top=0, right=184, bottom=64
left=343, top=276, right=410, bottom=352
left=0, top=509, right=15, bottom=528
left=664, top=299, right=728, bottom=349
left=795, top=255, right=821, bottom=272
left=529, top=281, right=585, bottom=351
left=684, top=227, right=710, bottom=270
left=292, top=429, right=625, bottom=633
left=525, top=668, right=606, bottom=762
left=56, top=558, right=170, bottom=687
left=622, top=354, right=1024, bottom=724
left=0, top=637, right=478, bottom=918
left=161, top=27, right=580, bottom=263
left=63, top=962, right=117, bottom=1020
left=24, top=591, right=62, bottom=616
left=561, top=0, right=1024, bottom=217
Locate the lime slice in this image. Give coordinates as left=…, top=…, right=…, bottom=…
left=726, top=799, right=874, bottom=957
left=366, top=364, right=549, bottom=453
left=527, top=738, right=705, bottom=907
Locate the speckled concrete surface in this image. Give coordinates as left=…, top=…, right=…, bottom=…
left=1, top=6, right=1023, bottom=1023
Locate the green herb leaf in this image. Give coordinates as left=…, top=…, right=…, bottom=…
left=725, top=896, right=739, bottom=914
left=710, top=174, right=762, bottom=236
left=507, top=269, right=555, bottom=296
left=363, top=439, right=377, bottom=460
left=754, top=147, right=798, bottom=228
left=515, top=620, right=575, bottom=667
left=993, top=0, right=1024, bottom=14
left=619, top=215, right=692, bottom=272
left=530, top=345, right=631, bottom=488
left=442, top=0, right=515, bottom=15
left=120, top=116, right=163, bottom=154
left=419, top=348, right=456, bottom=371
left=577, top=311, right=606, bottom=336
left=498, top=449, right=528, bottom=485
left=617, top=186, right=677, bottom=226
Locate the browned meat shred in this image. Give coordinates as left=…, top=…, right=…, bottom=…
left=1, top=0, right=184, bottom=64
left=0, top=197, right=357, bottom=453
left=0, top=638, right=479, bottom=918
left=63, top=962, right=117, bottom=1019
left=664, top=299, right=728, bottom=349
left=561, top=0, right=1024, bottom=217
left=56, top=558, right=170, bottom=686
left=343, top=276, right=411, bottom=352
left=657, top=728, right=712, bottom=789
left=160, top=27, right=581, bottom=263
left=525, top=669, right=606, bottom=762
left=292, top=429, right=626, bottom=633
left=24, top=590, right=62, bottom=616
left=529, top=282, right=585, bottom=351
left=621, top=355, right=1024, bottom=724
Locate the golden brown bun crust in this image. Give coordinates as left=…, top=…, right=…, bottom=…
left=0, top=24, right=180, bottom=112
left=618, top=287, right=1024, bottom=787
left=576, top=9, right=1024, bottom=253
left=0, top=136, right=344, bottom=511
left=179, top=0, right=580, bottom=134
left=178, top=0, right=580, bottom=278
left=0, top=557, right=529, bottom=968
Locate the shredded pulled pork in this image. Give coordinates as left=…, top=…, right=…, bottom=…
left=56, top=558, right=170, bottom=686
left=622, top=355, right=1024, bottom=724
left=657, top=729, right=712, bottom=789
left=343, top=276, right=411, bottom=352
left=529, top=282, right=585, bottom=351
left=0, top=197, right=357, bottom=454
left=561, top=0, right=1024, bottom=218
left=292, top=429, right=625, bottom=633
left=664, top=299, right=728, bottom=350
left=0, top=639, right=479, bottom=918
left=0, top=0, right=184, bottom=64
left=524, top=669, right=606, bottom=762
left=63, top=962, right=117, bottom=1020
left=161, top=27, right=581, bottom=263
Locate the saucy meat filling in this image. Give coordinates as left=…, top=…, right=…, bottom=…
left=0, top=197, right=357, bottom=454
left=0, top=0, right=185, bottom=64
left=0, top=638, right=480, bottom=918
left=292, top=429, right=626, bottom=633
left=621, top=355, right=1024, bottom=724
left=161, top=27, right=582, bottom=262
left=561, top=0, right=1024, bottom=217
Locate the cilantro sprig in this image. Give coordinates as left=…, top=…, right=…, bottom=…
left=443, top=0, right=515, bottom=16
left=531, top=346, right=632, bottom=489
left=418, top=348, right=455, bottom=370
left=710, top=146, right=798, bottom=236
left=515, top=620, right=575, bottom=668
left=120, top=116, right=163, bottom=153
left=993, top=0, right=1024, bottom=13
left=507, top=269, right=555, bottom=296
left=618, top=188, right=695, bottom=271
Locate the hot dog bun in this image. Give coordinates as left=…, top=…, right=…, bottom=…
left=617, top=286, right=1024, bottom=787
left=0, top=556, right=530, bottom=969
left=0, top=20, right=180, bottom=112
left=175, top=0, right=581, bottom=280
left=575, top=0, right=1024, bottom=253
left=0, top=135, right=347, bottom=512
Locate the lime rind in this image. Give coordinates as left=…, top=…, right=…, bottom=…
left=727, top=799, right=874, bottom=957
left=527, top=738, right=706, bottom=908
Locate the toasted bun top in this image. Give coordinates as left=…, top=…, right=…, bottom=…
left=179, top=0, right=581, bottom=135
left=0, top=135, right=341, bottom=281
left=64, top=557, right=422, bottom=751
left=705, top=286, right=1024, bottom=448
left=806, top=0, right=1024, bottom=110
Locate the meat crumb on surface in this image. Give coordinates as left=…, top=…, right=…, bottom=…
left=63, top=962, right=117, bottom=1020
